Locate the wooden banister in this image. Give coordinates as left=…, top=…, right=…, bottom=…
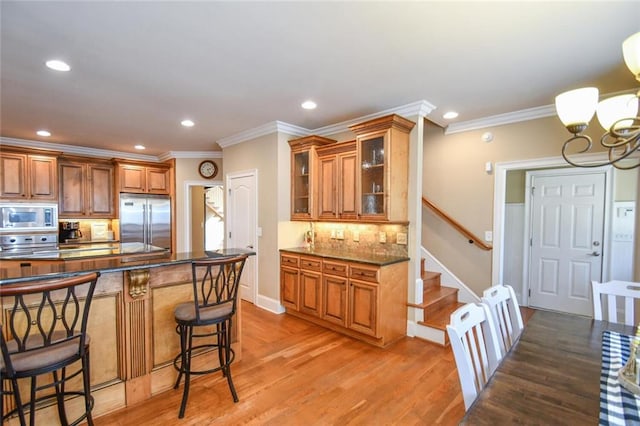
left=422, top=196, right=493, bottom=251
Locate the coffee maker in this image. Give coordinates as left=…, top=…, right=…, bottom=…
left=59, top=221, right=83, bottom=242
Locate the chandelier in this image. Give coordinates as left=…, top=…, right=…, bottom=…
left=555, top=32, right=640, bottom=170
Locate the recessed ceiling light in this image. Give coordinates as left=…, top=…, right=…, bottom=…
left=301, top=100, right=317, bottom=110
left=45, top=59, right=71, bottom=72
left=443, top=111, right=459, bottom=120
left=36, top=130, right=51, bottom=137
left=181, top=119, right=195, bottom=127
left=134, top=144, right=146, bottom=150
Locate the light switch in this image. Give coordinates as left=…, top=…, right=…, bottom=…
left=379, top=232, right=387, bottom=243
left=353, top=231, right=360, bottom=242
left=336, top=229, right=344, bottom=240
left=484, top=231, right=493, bottom=242
left=396, top=232, right=407, bottom=245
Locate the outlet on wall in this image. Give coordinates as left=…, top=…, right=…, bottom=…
left=379, top=232, right=387, bottom=243
left=353, top=231, right=359, bottom=242
left=336, top=229, right=344, bottom=240
left=330, top=229, right=336, bottom=239
left=396, top=232, right=407, bottom=245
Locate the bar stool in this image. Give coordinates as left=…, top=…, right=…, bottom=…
left=1, top=272, right=100, bottom=426
left=173, top=255, right=248, bottom=418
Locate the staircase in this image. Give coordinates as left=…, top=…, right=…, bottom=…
left=410, top=259, right=464, bottom=346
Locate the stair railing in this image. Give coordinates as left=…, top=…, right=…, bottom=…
left=422, top=196, right=493, bottom=251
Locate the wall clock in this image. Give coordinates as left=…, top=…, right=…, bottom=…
left=198, top=160, right=218, bottom=179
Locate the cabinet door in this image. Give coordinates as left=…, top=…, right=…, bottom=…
left=146, top=167, right=170, bottom=194
left=338, top=151, right=358, bottom=219
left=88, top=164, right=114, bottom=217
left=318, top=156, right=337, bottom=220
left=29, top=155, right=57, bottom=200
left=348, top=279, right=378, bottom=337
left=0, top=152, right=27, bottom=199
left=322, top=274, right=348, bottom=327
left=119, top=165, right=146, bottom=193
left=358, top=133, right=386, bottom=220
left=59, top=162, right=86, bottom=216
left=291, top=150, right=311, bottom=219
left=299, top=270, right=322, bottom=317
left=280, top=266, right=300, bottom=310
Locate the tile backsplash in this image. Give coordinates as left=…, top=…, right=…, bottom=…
left=305, top=222, right=408, bottom=257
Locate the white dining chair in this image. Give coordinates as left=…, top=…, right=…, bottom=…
left=592, top=280, right=640, bottom=326
left=446, top=303, right=502, bottom=411
left=481, top=284, right=524, bottom=356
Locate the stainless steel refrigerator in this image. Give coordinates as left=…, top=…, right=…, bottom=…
left=119, top=194, right=171, bottom=249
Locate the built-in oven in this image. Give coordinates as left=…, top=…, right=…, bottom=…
left=0, top=203, right=58, bottom=232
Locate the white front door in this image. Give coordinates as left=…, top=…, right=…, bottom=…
left=227, top=171, right=257, bottom=303
left=527, top=170, right=606, bottom=316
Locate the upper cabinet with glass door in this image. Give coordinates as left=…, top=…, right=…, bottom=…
left=349, top=114, right=415, bottom=222
left=288, top=135, right=336, bottom=220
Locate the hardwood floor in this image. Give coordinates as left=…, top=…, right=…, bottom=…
left=96, top=301, right=466, bottom=425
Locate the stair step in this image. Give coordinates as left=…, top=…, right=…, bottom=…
left=419, top=301, right=466, bottom=346
left=423, top=286, right=458, bottom=314
left=422, top=270, right=441, bottom=291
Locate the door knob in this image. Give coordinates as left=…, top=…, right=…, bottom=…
left=247, top=245, right=254, bottom=249
left=590, top=251, right=601, bottom=257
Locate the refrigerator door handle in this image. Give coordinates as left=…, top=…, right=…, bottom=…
left=142, top=203, right=147, bottom=246
left=148, top=204, right=153, bottom=245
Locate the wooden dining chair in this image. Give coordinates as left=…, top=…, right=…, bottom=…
left=592, top=280, right=640, bottom=326
left=481, top=284, right=524, bottom=356
left=446, top=303, right=502, bottom=411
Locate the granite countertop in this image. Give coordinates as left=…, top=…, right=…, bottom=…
left=0, top=242, right=167, bottom=260
left=0, top=248, right=255, bottom=285
left=279, top=247, right=409, bottom=266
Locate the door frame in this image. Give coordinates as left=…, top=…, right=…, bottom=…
left=521, top=166, right=612, bottom=308
left=226, top=169, right=258, bottom=304
left=491, top=154, right=616, bottom=307
left=182, top=179, right=223, bottom=252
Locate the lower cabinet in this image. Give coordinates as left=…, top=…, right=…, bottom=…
left=279, top=251, right=408, bottom=347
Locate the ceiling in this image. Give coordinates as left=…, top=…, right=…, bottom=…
left=1, top=1, right=638, bottom=157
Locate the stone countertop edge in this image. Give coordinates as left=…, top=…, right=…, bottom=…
left=0, top=248, right=256, bottom=285
left=279, top=247, right=409, bottom=266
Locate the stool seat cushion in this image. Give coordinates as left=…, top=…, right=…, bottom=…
left=174, top=301, right=233, bottom=323
left=1, top=330, right=90, bottom=373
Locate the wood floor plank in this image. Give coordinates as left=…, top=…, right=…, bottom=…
left=96, top=301, right=466, bottom=425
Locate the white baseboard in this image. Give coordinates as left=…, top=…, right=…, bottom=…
left=255, top=294, right=285, bottom=314
left=410, top=321, right=446, bottom=346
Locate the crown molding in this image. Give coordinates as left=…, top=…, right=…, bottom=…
left=314, top=100, right=436, bottom=137
left=445, top=104, right=556, bottom=134
left=217, top=121, right=311, bottom=149
left=0, top=137, right=161, bottom=162
left=158, top=151, right=223, bottom=161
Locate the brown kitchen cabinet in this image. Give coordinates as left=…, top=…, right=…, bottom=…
left=288, top=135, right=336, bottom=220
left=0, top=151, right=58, bottom=200
left=116, top=161, right=171, bottom=194
left=316, top=140, right=357, bottom=221
left=279, top=251, right=407, bottom=347
left=59, top=157, right=114, bottom=218
left=349, top=114, right=415, bottom=222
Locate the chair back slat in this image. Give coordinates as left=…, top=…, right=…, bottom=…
left=481, top=284, right=524, bottom=356
left=592, top=280, right=640, bottom=326
left=447, top=303, right=502, bottom=411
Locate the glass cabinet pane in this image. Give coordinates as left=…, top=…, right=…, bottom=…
left=293, top=151, right=310, bottom=214
left=360, top=136, right=384, bottom=215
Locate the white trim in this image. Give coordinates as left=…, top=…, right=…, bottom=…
left=445, top=89, right=636, bottom=134
left=182, top=179, right=224, bottom=252
left=226, top=169, right=259, bottom=304
left=218, top=121, right=310, bottom=148
left=492, top=153, right=616, bottom=294
left=256, top=294, right=285, bottom=314
left=520, top=166, right=613, bottom=307
left=421, top=246, right=480, bottom=303
left=158, top=151, right=223, bottom=161
left=410, top=321, right=447, bottom=345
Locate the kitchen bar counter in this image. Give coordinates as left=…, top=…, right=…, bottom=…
left=0, top=248, right=254, bottom=284
left=279, top=246, right=409, bottom=266
left=0, top=247, right=254, bottom=423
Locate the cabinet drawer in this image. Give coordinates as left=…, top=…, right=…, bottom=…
left=299, top=255, right=322, bottom=272
left=280, top=254, right=299, bottom=268
left=350, top=265, right=379, bottom=283
left=322, top=260, right=348, bottom=277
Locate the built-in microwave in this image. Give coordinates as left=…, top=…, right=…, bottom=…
left=0, top=203, right=58, bottom=232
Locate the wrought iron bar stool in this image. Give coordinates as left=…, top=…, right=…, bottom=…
left=173, top=254, right=248, bottom=418
left=1, top=272, right=100, bottom=426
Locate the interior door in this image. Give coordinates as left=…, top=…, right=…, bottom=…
left=527, top=170, right=606, bottom=316
left=227, top=172, right=257, bottom=303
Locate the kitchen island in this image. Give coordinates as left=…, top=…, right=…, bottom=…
left=0, top=247, right=254, bottom=424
